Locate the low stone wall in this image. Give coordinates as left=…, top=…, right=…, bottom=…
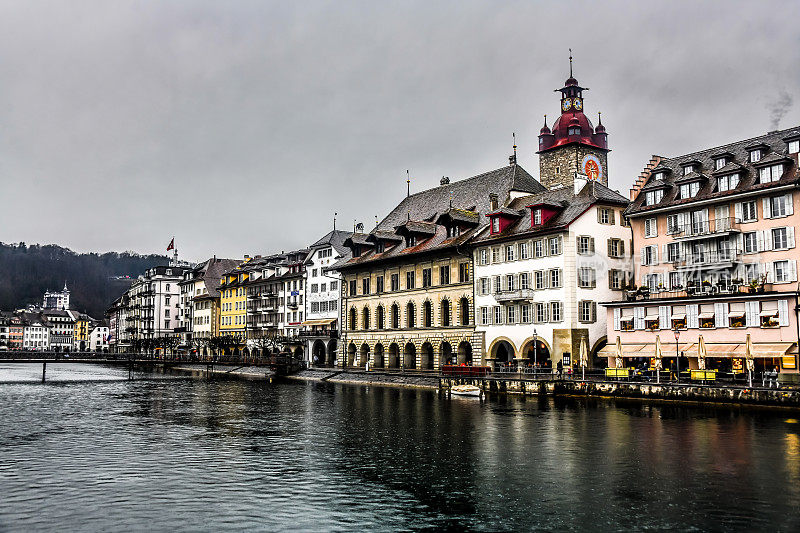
left=287, top=369, right=440, bottom=390
left=488, top=379, right=800, bottom=407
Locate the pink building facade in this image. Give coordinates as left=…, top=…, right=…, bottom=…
left=602, top=127, right=800, bottom=373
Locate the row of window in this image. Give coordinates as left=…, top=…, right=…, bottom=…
left=310, top=300, right=338, bottom=313
left=479, top=301, right=597, bottom=325
left=348, top=298, right=471, bottom=330
left=478, top=236, right=564, bottom=265
left=641, top=260, right=798, bottom=291
left=613, top=300, right=789, bottom=331
left=309, top=281, right=338, bottom=293
left=348, top=263, right=470, bottom=296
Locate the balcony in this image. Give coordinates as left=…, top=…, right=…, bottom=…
left=673, top=249, right=742, bottom=270
left=286, top=301, right=299, bottom=310
left=298, top=329, right=339, bottom=339
left=494, top=289, right=536, bottom=302
left=670, top=217, right=741, bottom=241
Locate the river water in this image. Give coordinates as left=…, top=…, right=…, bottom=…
left=1, top=363, right=799, bottom=532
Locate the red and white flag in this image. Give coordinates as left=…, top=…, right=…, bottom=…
left=167, top=238, right=175, bottom=251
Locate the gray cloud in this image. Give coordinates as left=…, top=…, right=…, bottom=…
left=0, top=0, right=798, bottom=261
left=768, top=89, right=793, bottom=130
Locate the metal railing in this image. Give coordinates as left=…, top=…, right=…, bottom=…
left=673, top=249, right=742, bottom=267
left=670, top=217, right=741, bottom=239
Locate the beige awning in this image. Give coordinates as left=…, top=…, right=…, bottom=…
left=645, top=315, right=659, bottom=320
left=698, top=312, right=715, bottom=319
left=671, top=314, right=686, bottom=320
left=301, top=318, right=337, bottom=327
left=620, top=315, right=634, bottom=321
left=728, top=311, right=745, bottom=318
left=600, top=341, right=795, bottom=359
left=759, top=310, right=778, bottom=317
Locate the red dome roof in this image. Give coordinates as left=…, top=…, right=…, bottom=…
left=564, top=76, right=579, bottom=87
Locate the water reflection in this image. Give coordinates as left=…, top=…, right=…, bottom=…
left=0, top=366, right=799, bottom=531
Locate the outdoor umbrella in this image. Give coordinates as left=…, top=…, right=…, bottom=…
left=579, top=336, right=589, bottom=380
left=615, top=336, right=623, bottom=369
left=745, top=333, right=755, bottom=387
left=698, top=335, right=707, bottom=370
left=654, top=334, right=663, bottom=384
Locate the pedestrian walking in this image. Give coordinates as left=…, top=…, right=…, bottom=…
left=557, top=360, right=563, bottom=379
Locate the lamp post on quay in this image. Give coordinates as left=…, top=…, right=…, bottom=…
left=673, top=328, right=681, bottom=384
left=533, top=328, right=538, bottom=377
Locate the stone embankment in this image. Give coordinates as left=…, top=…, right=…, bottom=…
left=287, top=369, right=440, bottom=389
left=171, top=364, right=276, bottom=380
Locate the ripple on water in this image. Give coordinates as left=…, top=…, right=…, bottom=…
left=0, top=366, right=799, bottom=531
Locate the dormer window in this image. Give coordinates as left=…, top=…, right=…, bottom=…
left=644, top=189, right=664, bottom=206
left=759, top=164, right=784, bottom=183
left=678, top=182, right=700, bottom=199
left=789, top=140, right=800, bottom=154
left=533, top=208, right=542, bottom=225
left=717, top=173, right=740, bottom=192
left=750, top=149, right=762, bottom=163
left=407, top=235, right=417, bottom=247
left=714, top=157, right=727, bottom=170
left=568, top=126, right=581, bottom=136
left=375, top=241, right=384, bottom=253
left=682, top=164, right=694, bottom=176
left=491, top=217, right=500, bottom=234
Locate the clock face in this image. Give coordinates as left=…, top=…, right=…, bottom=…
left=562, top=99, right=571, bottom=112
left=573, top=98, right=583, bottom=111
left=581, top=154, right=604, bottom=181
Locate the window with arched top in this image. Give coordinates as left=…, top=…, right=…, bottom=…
left=459, top=297, right=470, bottom=326
left=406, top=302, right=416, bottom=328
left=349, top=307, right=357, bottom=330
left=377, top=305, right=385, bottom=329
left=423, top=301, right=432, bottom=327
left=391, top=304, right=400, bottom=329
left=441, top=299, right=451, bottom=327
left=362, top=307, right=370, bottom=330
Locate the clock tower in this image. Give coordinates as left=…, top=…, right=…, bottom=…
left=537, top=58, right=609, bottom=190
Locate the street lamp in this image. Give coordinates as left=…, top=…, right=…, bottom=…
left=673, top=327, right=681, bottom=384
left=533, top=328, right=538, bottom=376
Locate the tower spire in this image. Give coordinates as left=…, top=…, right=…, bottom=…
left=509, top=132, right=517, bottom=165
left=406, top=169, right=410, bottom=197
left=569, top=48, right=573, bottom=77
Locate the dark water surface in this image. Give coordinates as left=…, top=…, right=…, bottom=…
left=1, top=364, right=799, bottom=532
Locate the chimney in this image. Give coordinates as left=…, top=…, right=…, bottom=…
left=489, top=193, right=498, bottom=211
left=440, top=176, right=450, bottom=186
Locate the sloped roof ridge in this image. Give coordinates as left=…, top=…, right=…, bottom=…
left=661, top=126, right=800, bottom=163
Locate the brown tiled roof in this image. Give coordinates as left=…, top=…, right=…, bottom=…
left=627, top=126, right=800, bottom=217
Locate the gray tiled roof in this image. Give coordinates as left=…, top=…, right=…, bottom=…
left=628, top=126, right=800, bottom=216
left=336, top=163, right=545, bottom=269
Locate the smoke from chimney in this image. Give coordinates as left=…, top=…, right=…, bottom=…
left=767, top=89, right=794, bottom=130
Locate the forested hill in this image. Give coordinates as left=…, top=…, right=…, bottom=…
left=0, top=243, right=169, bottom=318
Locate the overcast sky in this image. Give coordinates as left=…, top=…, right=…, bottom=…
left=1, top=1, right=798, bottom=261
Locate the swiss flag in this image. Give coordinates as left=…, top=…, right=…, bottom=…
left=167, top=238, right=175, bottom=251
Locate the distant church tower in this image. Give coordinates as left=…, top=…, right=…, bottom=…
left=537, top=56, right=609, bottom=189
left=43, top=282, right=70, bottom=310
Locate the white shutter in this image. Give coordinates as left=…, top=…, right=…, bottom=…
left=659, top=305, right=670, bottom=329
left=734, top=202, right=743, bottom=221
left=788, top=227, right=796, bottom=249
left=762, top=230, right=773, bottom=252
left=714, top=302, right=728, bottom=328
left=613, top=308, right=621, bottom=331
left=662, top=244, right=668, bottom=263
left=765, top=262, right=774, bottom=283
left=779, top=300, right=790, bottom=326
left=634, top=307, right=645, bottom=330
left=790, top=260, right=798, bottom=282
left=763, top=197, right=772, bottom=219
left=786, top=194, right=794, bottom=215
left=641, top=248, right=646, bottom=265
left=746, top=301, right=759, bottom=327
left=687, top=304, right=699, bottom=329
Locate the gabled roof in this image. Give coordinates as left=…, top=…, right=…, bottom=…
left=337, top=163, right=545, bottom=269
left=472, top=180, right=628, bottom=244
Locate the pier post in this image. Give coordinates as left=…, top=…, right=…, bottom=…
left=42, top=361, right=46, bottom=383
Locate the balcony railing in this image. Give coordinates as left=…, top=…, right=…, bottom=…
left=298, top=330, right=339, bottom=338
left=494, top=289, right=536, bottom=302
left=673, top=249, right=742, bottom=268
left=669, top=217, right=741, bottom=240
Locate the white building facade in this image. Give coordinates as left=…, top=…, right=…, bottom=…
left=473, top=181, right=632, bottom=369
